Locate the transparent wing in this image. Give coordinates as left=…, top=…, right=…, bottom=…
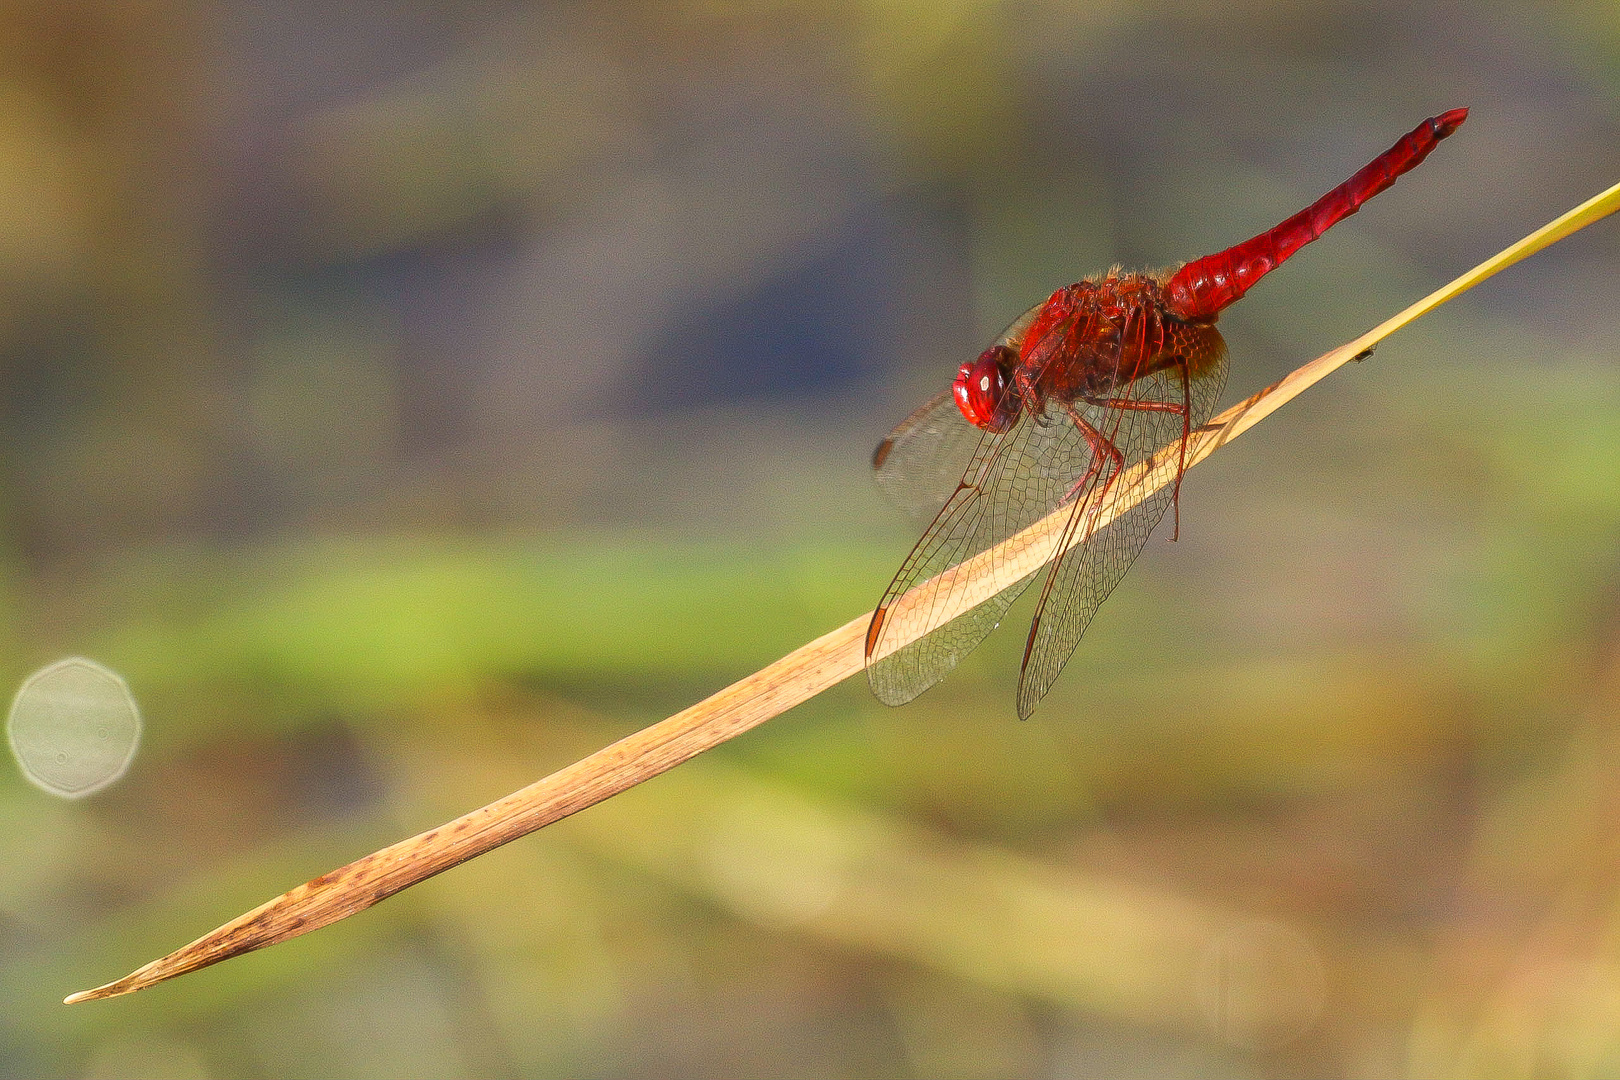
left=1015, top=341, right=1229, bottom=717
left=872, top=300, right=1049, bottom=521
left=871, top=389, right=983, bottom=521
left=865, top=395, right=1106, bottom=707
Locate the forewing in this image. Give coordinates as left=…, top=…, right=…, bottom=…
left=866, top=399, right=1104, bottom=706
left=872, top=390, right=985, bottom=521
left=873, top=300, right=1050, bottom=521
left=1015, top=343, right=1229, bottom=718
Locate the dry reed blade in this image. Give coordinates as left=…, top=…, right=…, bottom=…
left=66, top=178, right=1620, bottom=1005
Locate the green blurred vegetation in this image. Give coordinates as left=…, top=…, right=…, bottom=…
left=2, top=0, right=1620, bottom=1077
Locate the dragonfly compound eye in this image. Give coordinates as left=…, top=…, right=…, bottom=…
left=953, top=347, right=1015, bottom=432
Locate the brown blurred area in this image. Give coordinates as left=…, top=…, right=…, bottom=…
left=2, top=1, right=1620, bottom=1077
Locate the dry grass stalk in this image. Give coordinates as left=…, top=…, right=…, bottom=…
left=66, top=179, right=1620, bottom=1004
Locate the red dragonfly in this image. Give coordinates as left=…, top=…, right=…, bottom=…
left=867, top=109, right=1468, bottom=718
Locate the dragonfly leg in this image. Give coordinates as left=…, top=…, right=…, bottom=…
left=1057, top=403, right=1124, bottom=539
left=1020, top=367, right=1135, bottom=538
left=1077, top=356, right=1193, bottom=539
left=1015, top=404, right=1128, bottom=697
left=1174, top=358, right=1190, bottom=538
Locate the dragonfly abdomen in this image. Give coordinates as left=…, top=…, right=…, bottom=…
left=1164, top=108, right=1467, bottom=320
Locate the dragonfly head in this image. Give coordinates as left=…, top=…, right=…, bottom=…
left=954, top=345, right=1018, bottom=432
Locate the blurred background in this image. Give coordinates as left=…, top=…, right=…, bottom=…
left=1, top=0, right=1619, bottom=1076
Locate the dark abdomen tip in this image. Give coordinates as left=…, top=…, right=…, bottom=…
left=1432, top=108, right=1469, bottom=138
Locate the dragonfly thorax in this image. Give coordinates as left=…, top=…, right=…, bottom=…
left=1013, top=273, right=1193, bottom=407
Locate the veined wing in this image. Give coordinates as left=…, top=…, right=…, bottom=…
left=1015, top=339, right=1228, bottom=717
left=872, top=300, right=1048, bottom=521
left=871, top=389, right=984, bottom=521
left=865, top=394, right=1106, bottom=707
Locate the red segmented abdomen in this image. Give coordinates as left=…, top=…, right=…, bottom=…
left=1165, top=108, right=1468, bottom=321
